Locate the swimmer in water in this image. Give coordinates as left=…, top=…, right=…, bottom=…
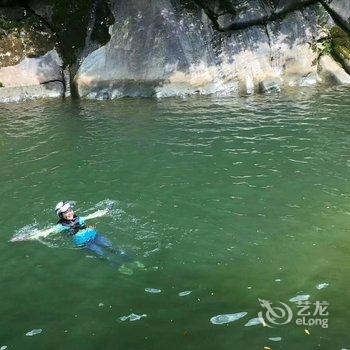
left=53, top=201, right=132, bottom=264
left=11, top=201, right=145, bottom=273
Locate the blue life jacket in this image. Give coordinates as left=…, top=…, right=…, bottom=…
left=57, top=215, right=86, bottom=235
left=57, top=216, right=97, bottom=246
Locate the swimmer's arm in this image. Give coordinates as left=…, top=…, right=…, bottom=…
left=83, top=209, right=109, bottom=221
left=34, top=226, right=60, bottom=239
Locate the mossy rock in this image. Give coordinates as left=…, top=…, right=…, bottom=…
left=330, top=26, right=350, bottom=60
left=0, top=15, right=55, bottom=67
left=327, top=26, right=350, bottom=74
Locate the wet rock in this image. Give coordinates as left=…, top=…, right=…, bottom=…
left=74, top=0, right=216, bottom=98
left=319, top=54, right=350, bottom=84
left=259, top=77, right=282, bottom=92
left=63, top=67, right=71, bottom=97
left=26, top=0, right=114, bottom=70
left=321, top=0, right=350, bottom=32
left=216, top=0, right=272, bottom=31
left=75, top=2, right=338, bottom=99
left=273, top=0, right=315, bottom=14
left=0, top=13, right=55, bottom=68
left=0, top=49, right=64, bottom=101
left=0, top=82, right=64, bottom=103
left=2, top=0, right=350, bottom=100
left=0, top=6, right=27, bottom=21
left=0, top=50, right=62, bottom=87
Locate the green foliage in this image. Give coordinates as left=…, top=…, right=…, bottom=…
left=330, top=27, right=350, bottom=60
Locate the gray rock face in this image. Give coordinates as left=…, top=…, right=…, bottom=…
left=0, top=50, right=64, bottom=102
left=75, top=2, right=342, bottom=99
left=2, top=0, right=350, bottom=101
left=194, top=0, right=315, bottom=31
left=0, top=82, right=64, bottom=103
left=273, top=0, right=314, bottom=14
left=321, top=0, right=350, bottom=31
left=0, top=50, right=63, bottom=87
left=75, top=0, right=216, bottom=98
left=318, top=54, right=350, bottom=84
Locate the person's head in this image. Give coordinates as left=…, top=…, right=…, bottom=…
left=55, top=201, right=75, bottom=221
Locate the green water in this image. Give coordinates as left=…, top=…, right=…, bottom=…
left=1, top=88, right=350, bottom=349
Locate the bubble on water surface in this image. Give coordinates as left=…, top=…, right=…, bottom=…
left=210, top=312, right=247, bottom=325
left=289, top=294, right=310, bottom=303
left=178, top=291, right=192, bottom=297
left=244, top=317, right=263, bottom=327
left=11, top=223, right=40, bottom=242
left=119, top=313, right=147, bottom=322
left=269, top=337, right=282, bottom=342
left=145, top=288, right=162, bottom=293
left=25, top=329, right=42, bottom=336
left=316, top=283, right=329, bottom=290
left=1, top=346, right=7, bottom=350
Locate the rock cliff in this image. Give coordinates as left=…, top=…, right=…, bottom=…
left=0, top=0, right=350, bottom=101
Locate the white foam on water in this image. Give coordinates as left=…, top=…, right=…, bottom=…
left=269, top=337, right=282, bottom=342
left=1, top=346, right=8, bottom=350
left=11, top=223, right=40, bottom=242
left=178, top=291, right=192, bottom=297
left=145, top=288, right=162, bottom=294
left=210, top=312, right=247, bottom=325
left=316, top=283, right=329, bottom=290
left=119, top=313, right=147, bottom=322
left=289, top=294, right=310, bottom=303
left=244, top=317, right=263, bottom=327
left=25, top=329, right=42, bottom=336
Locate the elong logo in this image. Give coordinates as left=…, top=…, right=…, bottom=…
left=258, top=298, right=329, bottom=329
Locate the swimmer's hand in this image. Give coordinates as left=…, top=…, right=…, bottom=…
left=107, top=201, right=116, bottom=211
